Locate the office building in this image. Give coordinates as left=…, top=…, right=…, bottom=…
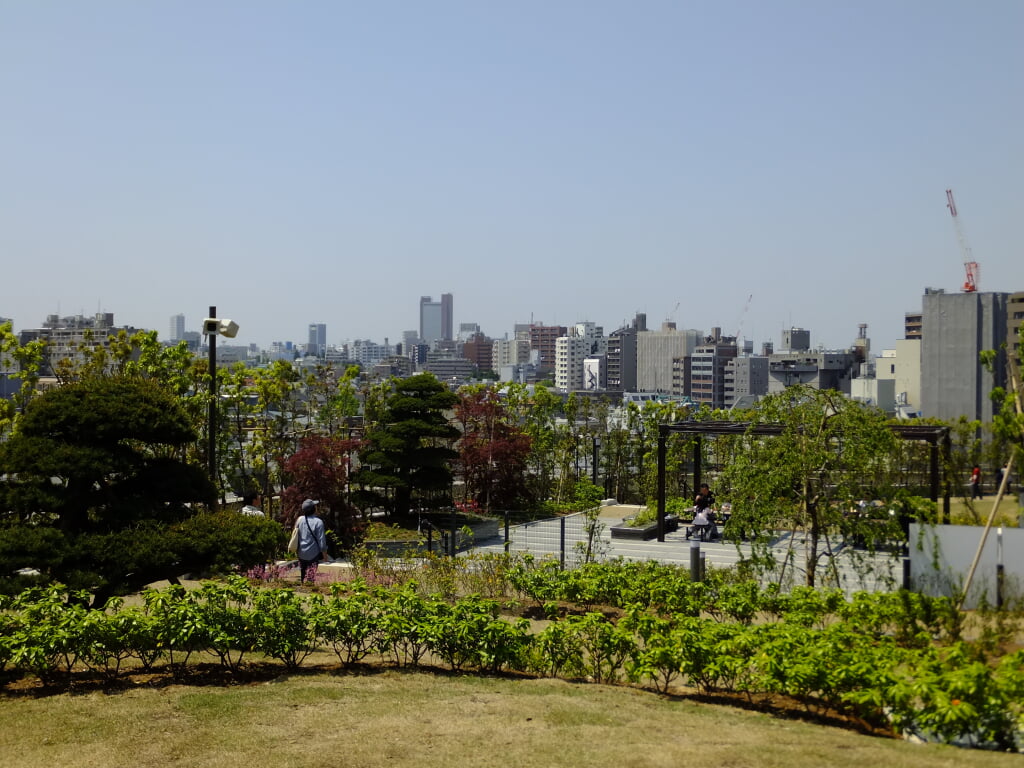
left=307, top=323, right=327, bottom=357
left=419, top=294, right=453, bottom=345
left=168, top=313, right=185, bottom=343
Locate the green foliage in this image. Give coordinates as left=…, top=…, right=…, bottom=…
left=0, top=376, right=286, bottom=601
left=718, top=385, right=903, bottom=587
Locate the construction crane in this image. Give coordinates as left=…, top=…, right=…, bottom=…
left=734, top=293, right=753, bottom=340
left=945, top=188, right=980, bottom=293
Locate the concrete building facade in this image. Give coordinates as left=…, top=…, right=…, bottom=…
left=636, top=324, right=700, bottom=393
left=492, top=337, right=531, bottom=369
left=20, top=313, right=144, bottom=376
left=920, top=289, right=1009, bottom=424
left=724, top=355, right=769, bottom=408
left=767, top=349, right=857, bottom=395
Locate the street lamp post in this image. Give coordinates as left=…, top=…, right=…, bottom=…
left=203, top=307, right=240, bottom=495
left=207, top=305, right=217, bottom=484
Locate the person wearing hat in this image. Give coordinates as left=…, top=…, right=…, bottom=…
left=293, top=499, right=329, bottom=583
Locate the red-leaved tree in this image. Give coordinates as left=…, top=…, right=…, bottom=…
left=455, top=387, right=532, bottom=513
left=281, top=435, right=365, bottom=551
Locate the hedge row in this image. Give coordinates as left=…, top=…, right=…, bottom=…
left=1, top=576, right=1022, bottom=750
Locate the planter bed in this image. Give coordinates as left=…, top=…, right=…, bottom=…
left=610, top=514, right=679, bottom=541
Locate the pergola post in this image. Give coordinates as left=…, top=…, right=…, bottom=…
left=657, top=426, right=667, bottom=542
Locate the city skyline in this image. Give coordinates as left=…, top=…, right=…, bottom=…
left=1, top=3, right=1021, bottom=352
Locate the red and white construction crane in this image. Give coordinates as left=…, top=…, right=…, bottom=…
left=945, top=188, right=980, bottom=292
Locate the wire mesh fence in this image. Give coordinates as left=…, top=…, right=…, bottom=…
left=502, top=509, right=602, bottom=567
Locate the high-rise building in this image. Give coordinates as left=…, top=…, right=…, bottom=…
left=528, top=323, right=568, bottom=376
left=307, top=323, right=327, bottom=357
left=168, top=313, right=185, bottom=342
left=554, top=322, right=605, bottom=392
left=462, top=332, right=493, bottom=373
left=606, top=313, right=646, bottom=391
left=419, top=294, right=453, bottom=345
left=691, top=334, right=739, bottom=409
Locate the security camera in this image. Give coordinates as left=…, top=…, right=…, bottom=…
left=203, top=318, right=240, bottom=338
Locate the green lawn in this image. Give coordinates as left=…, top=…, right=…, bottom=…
left=1, top=670, right=1018, bottom=768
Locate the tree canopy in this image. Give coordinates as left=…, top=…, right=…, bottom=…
left=350, top=373, right=459, bottom=518
left=0, top=377, right=281, bottom=601
left=718, top=385, right=902, bottom=587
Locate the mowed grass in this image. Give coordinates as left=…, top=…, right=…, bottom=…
left=948, top=496, right=1022, bottom=527
left=0, top=671, right=1018, bottom=768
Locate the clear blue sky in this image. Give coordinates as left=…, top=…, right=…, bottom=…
left=2, top=1, right=1021, bottom=352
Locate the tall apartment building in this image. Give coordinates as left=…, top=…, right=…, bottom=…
left=462, top=332, right=494, bottom=372
left=606, top=313, right=646, bottom=391
left=492, top=337, right=531, bottom=369
left=920, top=288, right=1010, bottom=424
left=691, top=336, right=738, bottom=409
left=554, top=322, right=605, bottom=392
left=349, top=339, right=393, bottom=366
left=419, top=294, right=453, bottom=345
left=20, top=313, right=143, bottom=376
left=636, top=323, right=700, bottom=394
left=528, top=323, right=567, bottom=376
left=904, top=312, right=923, bottom=340
left=168, top=313, right=186, bottom=342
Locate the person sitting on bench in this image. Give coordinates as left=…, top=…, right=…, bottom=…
left=688, top=501, right=713, bottom=541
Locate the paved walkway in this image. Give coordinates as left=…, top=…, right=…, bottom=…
left=469, top=505, right=904, bottom=594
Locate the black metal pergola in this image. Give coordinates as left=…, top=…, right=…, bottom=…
left=654, top=421, right=951, bottom=542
